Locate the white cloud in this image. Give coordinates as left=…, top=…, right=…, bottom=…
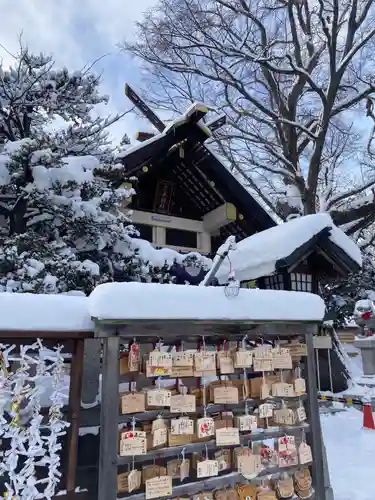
left=0, top=0, right=158, bottom=142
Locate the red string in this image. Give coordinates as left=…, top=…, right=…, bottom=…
left=227, top=255, right=232, bottom=274
left=152, top=342, right=156, bottom=387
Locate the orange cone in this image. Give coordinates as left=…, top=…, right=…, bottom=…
left=363, top=403, right=375, bottom=430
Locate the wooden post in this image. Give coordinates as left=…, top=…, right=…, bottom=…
left=98, top=336, right=120, bottom=500
left=305, top=330, right=326, bottom=500
left=81, top=339, right=102, bottom=406
left=65, top=338, right=85, bottom=493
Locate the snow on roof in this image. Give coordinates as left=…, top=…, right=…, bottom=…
left=116, top=133, right=161, bottom=160
left=0, top=293, right=93, bottom=332
left=163, top=102, right=212, bottom=136
left=216, top=213, right=362, bottom=284
left=117, top=102, right=212, bottom=160
left=89, top=282, right=326, bottom=323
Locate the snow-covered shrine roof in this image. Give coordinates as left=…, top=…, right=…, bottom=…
left=216, top=213, right=362, bottom=285
left=116, top=102, right=276, bottom=237
left=0, top=293, right=93, bottom=334
left=89, top=281, right=325, bottom=324
left=117, top=102, right=213, bottom=162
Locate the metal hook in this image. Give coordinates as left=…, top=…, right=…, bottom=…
left=202, top=336, right=206, bottom=351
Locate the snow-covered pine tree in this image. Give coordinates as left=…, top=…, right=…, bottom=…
left=0, top=48, right=192, bottom=294
left=322, top=252, right=375, bottom=325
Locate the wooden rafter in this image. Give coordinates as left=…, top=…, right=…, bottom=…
left=124, top=83, right=227, bottom=139
left=125, top=84, right=165, bottom=132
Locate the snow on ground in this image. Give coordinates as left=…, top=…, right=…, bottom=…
left=342, top=344, right=364, bottom=383
left=322, top=408, right=375, bottom=500
left=332, top=344, right=375, bottom=398
left=322, top=343, right=375, bottom=499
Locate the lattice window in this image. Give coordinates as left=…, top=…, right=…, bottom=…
left=290, top=273, right=313, bottom=292
left=263, top=274, right=285, bottom=290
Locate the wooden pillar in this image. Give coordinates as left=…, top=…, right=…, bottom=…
left=98, top=336, right=119, bottom=500
left=65, top=338, right=85, bottom=493
left=305, top=330, right=326, bottom=500
left=81, top=339, right=102, bottom=405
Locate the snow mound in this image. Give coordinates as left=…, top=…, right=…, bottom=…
left=322, top=408, right=375, bottom=500
left=31, top=155, right=99, bottom=191
left=0, top=293, right=93, bottom=332
left=133, top=238, right=212, bottom=269
left=216, top=213, right=362, bottom=284
left=0, top=153, right=10, bottom=185
left=89, top=281, right=326, bottom=322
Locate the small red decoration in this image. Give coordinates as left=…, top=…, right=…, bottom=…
left=201, top=423, right=208, bottom=434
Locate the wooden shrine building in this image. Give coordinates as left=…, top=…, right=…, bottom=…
left=113, top=86, right=362, bottom=393
left=215, top=213, right=361, bottom=292
left=66, top=87, right=362, bottom=497
left=214, top=213, right=362, bottom=393
left=117, top=85, right=275, bottom=257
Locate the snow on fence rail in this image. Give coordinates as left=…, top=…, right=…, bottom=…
left=88, top=281, right=326, bottom=323
left=0, top=292, right=93, bottom=333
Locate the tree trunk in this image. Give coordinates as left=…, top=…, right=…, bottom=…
left=9, top=198, right=27, bottom=235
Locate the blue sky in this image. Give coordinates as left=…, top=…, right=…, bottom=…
left=1, top=0, right=159, bottom=143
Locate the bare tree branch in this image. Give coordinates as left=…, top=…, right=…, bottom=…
left=123, top=0, right=375, bottom=230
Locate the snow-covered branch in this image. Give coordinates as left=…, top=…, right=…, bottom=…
left=123, top=0, right=375, bottom=229
left=0, top=46, right=195, bottom=294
